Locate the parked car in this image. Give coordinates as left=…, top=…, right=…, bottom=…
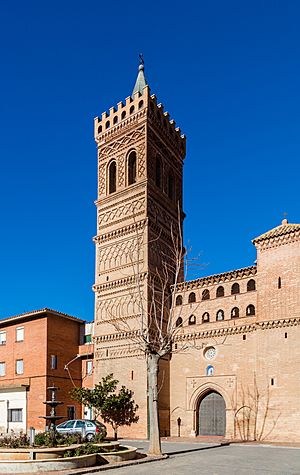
left=56, top=419, right=107, bottom=441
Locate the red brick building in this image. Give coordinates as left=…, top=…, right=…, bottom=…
left=0, top=308, right=94, bottom=434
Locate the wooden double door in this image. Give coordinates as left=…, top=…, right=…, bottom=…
left=198, top=391, right=226, bottom=436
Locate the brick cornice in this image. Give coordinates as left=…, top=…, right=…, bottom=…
left=174, top=266, right=257, bottom=291
left=93, top=316, right=300, bottom=344
left=93, top=219, right=147, bottom=245
left=93, top=272, right=147, bottom=293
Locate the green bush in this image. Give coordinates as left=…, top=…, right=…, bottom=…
left=34, top=431, right=84, bottom=447
left=63, top=443, right=101, bottom=458
left=0, top=431, right=29, bottom=448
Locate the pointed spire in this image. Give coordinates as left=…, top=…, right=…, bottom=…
left=132, top=55, right=147, bottom=97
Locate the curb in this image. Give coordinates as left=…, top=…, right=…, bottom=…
left=36, top=453, right=169, bottom=475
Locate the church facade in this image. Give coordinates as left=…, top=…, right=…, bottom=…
left=93, top=64, right=300, bottom=442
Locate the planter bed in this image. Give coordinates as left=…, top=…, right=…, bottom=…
left=0, top=443, right=137, bottom=472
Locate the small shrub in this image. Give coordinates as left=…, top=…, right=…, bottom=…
left=0, top=432, right=30, bottom=448
left=34, top=431, right=83, bottom=447
left=93, top=433, right=105, bottom=443
left=63, top=443, right=101, bottom=458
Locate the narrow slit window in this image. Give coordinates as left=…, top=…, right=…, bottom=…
left=108, top=161, right=117, bottom=194
left=128, top=151, right=137, bottom=185
left=155, top=156, right=162, bottom=188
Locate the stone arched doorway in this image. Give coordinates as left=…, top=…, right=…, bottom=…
left=197, top=391, right=226, bottom=436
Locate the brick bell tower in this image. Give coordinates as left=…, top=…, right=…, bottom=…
left=93, top=61, right=186, bottom=437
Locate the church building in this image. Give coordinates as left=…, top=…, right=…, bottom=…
left=93, top=63, right=300, bottom=442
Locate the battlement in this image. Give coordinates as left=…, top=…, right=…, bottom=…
left=94, top=85, right=186, bottom=155
left=148, top=94, right=186, bottom=153
left=94, top=86, right=150, bottom=141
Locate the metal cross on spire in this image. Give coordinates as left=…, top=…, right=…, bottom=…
left=132, top=54, right=148, bottom=97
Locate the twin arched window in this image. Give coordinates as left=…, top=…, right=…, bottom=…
left=128, top=151, right=137, bottom=185
left=108, top=151, right=137, bottom=194
left=188, top=292, right=196, bottom=303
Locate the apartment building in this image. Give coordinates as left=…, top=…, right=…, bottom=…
left=0, top=308, right=94, bottom=434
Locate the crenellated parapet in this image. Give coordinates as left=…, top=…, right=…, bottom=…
left=94, top=87, right=149, bottom=143
left=148, top=93, right=186, bottom=157
left=94, top=85, right=186, bottom=158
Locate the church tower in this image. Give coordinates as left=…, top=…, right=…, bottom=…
left=93, top=62, right=186, bottom=437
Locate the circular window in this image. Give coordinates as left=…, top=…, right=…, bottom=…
left=204, top=346, right=216, bottom=360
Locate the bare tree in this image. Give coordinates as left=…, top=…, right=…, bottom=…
left=234, top=373, right=281, bottom=442
left=96, top=208, right=203, bottom=455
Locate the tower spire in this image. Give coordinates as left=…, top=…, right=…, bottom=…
left=132, top=54, right=147, bottom=97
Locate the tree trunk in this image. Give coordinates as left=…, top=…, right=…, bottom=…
left=114, top=428, right=118, bottom=441
left=147, top=353, right=162, bottom=455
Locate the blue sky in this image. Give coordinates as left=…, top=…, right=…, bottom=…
left=0, top=1, right=299, bottom=321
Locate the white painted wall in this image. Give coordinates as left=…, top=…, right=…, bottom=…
left=0, top=387, right=27, bottom=435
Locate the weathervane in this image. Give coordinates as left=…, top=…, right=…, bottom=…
left=139, top=53, right=144, bottom=66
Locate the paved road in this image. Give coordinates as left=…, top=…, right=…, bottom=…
left=102, top=440, right=300, bottom=475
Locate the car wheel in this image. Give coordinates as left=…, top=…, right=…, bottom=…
left=86, top=433, right=94, bottom=442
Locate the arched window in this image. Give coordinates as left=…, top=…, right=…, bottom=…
left=105, top=120, right=110, bottom=129
left=202, top=289, right=210, bottom=300
left=128, top=151, right=137, bottom=185
left=175, top=295, right=182, bottom=306
left=138, top=100, right=144, bottom=109
left=130, top=105, right=135, bottom=114
left=189, top=315, right=196, bottom=325
left=231, top=307, right=239, bottom=318
left=247, top=279, right=256, bottom=292
left=246, top=304, right=255, bottom=316
left=155, top=156, right=162, bottom=188
left=167, top=172, right=174, bottom=200
left=216, top=309, right=224, bottom=321
left=108, top=161, right=116, bottom=194
left=206, top=365, right=214, bottom=376
left=231, top=283, right=240, bottom=295
left=113, top=116, right=118, bottom=125
left=98, top=125, right=102, bottom=134
left=121, top=111, right=126, bottom=120
left=202, top=312, right=210, bottom=323
left=175, top=317, right=183, bottom=328
left=216, top=286, right=224, bottom=298
left=188, top=292, right=196, bottom=303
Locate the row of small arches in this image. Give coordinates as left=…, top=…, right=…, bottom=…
left=176, top=279, right=256, bottom=306
left=98, top=100, right=144, bottom=133
left=175, top=305, right=256, bottom=327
